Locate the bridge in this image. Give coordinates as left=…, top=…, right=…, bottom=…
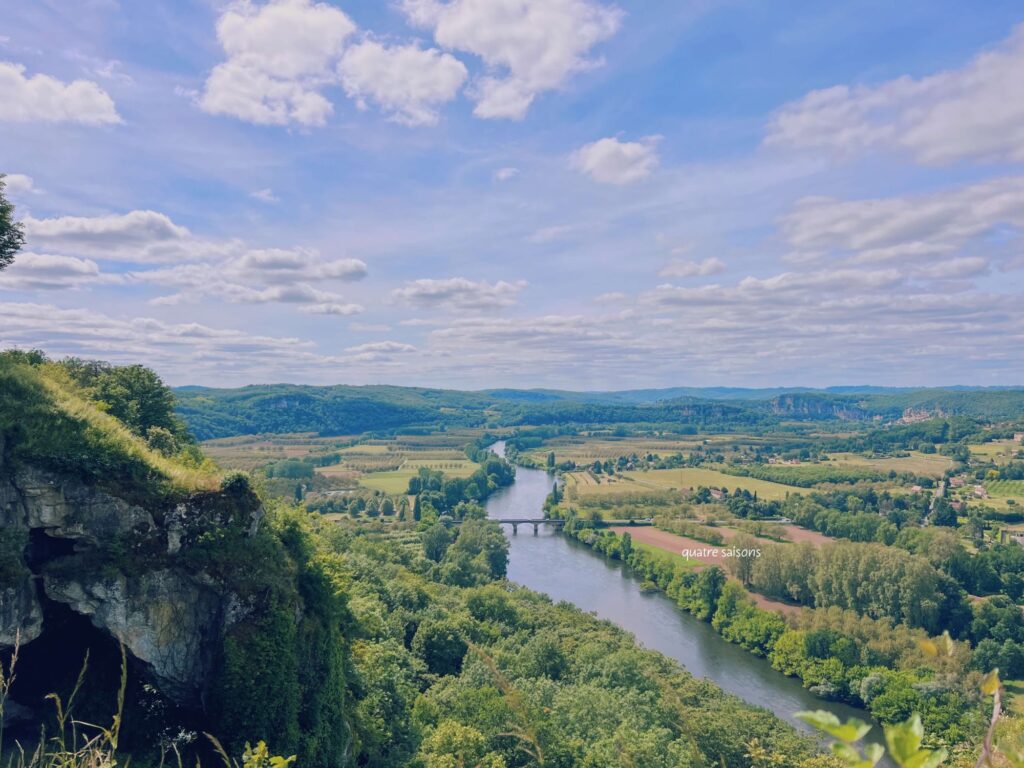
left=494, top=518, right=565, bottom=535
left=489, top=518, right=654, bottom=534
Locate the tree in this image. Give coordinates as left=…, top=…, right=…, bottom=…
left=620, top=531, right=633, bottom=559
left=423, top=523, right=453, bottom=562
left=95, top=364, right=183, bottom=439
left=0, top=175, right=25, bottom=271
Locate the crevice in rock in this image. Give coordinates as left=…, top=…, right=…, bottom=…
left=25, top=529, right=76, bottom=571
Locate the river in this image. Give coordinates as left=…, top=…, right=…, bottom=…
left=485, top=441, right=887, bottom=753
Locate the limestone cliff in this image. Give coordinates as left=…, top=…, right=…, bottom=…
left=0, top=458, right=264, bottom=707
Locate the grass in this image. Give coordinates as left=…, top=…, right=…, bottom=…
left=970, top=440, right=1022, bottom=465
left=630, top=540, right=700, bottom=568
left=621, top=468, right=796, bottom=501
left=41, top=374, right=221, bottom=492
left=358, top=469, right=418, bottom=494
left=984, top=479, right=1024, bottom=509
left=1005, top=680, right=1024, bottom=715
left=827, top=451, right=952, bottom=476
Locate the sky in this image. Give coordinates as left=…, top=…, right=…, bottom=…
left=1, top=0, right=1023, bottom=390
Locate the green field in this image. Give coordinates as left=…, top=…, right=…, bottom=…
left=985, top=479, right=1024, bottom=509
left=622, top=467, right=797, bottom=501
left=827, top=451, right=952, bottom=476
left=970, top=440, right=1022, bottom=464
left=631, top=540, right=700, bottom=568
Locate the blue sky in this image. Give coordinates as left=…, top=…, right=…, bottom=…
left=1, top=0, right=1023, bottom=389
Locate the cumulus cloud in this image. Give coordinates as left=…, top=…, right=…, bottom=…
left=299, top=302, right=365, bottom=315
left=401, top=0, right=621, bottom=119
left=24, top=210, right=196, bottom=262
left=780, top=177, right=1024, bottom=265
left=345, top=340, right=416, bottom=354
left=0, top=61, right=120, bottom=124
left=339, top=40, right=467, bottom=125
left=20, top=207, right=367, bottom=311
left=3, top=174, right=38, bottom=196
left=0, top=252, right=109, bottom=290
left=392, top=277, right=527, bottom=309
left=571, top=136, right=659, bottom=184
left=0, top=301, right=364, bottom=384
left=659, top=257, right=725, bottom=279
left=765, top=24, right=1024, bottom=164
left=200, top=0, right=356, bottom=126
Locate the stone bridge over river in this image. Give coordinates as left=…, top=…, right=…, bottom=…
left=458, top=517, right=653, bottom=534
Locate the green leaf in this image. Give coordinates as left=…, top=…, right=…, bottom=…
left=884, top=716, right=947, bottom=768
left=830, top=742, right=885, bottom=768
left=796, top=710, right=872, bottom=743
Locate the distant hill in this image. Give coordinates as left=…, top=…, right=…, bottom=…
left=174, top=383, right=1024, bottom=440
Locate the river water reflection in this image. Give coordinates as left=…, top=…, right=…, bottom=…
left=485, top=441, right=888, bottom=756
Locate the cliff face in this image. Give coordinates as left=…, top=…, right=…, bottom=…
left=769, top=393, right=869, bottom=421
left=0, top=459, right=263, bottom=707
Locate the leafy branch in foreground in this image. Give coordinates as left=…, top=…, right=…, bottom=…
left=796, top=632, right=1013, bottom=768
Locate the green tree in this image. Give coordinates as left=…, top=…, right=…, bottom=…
left=95, top=364, right=183, bottom=439
left=423, top=523, right=454, bottom=562
left=0, top=175, right=25, bottom=271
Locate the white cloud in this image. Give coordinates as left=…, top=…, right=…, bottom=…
left=494, top=167, right=519, bottom=181
left=3, top=174, right=38, bottom=196
left=392, top=276, right=527, bottom=309
left=299, top=302, right=365, bottom=315
left=345, top=340, right=416, bottom=354
left=571, top=136, right=659, bottom=184
left=0, top=252, right=107, bottom=290
left=780, top=177, right=1024, bottom=264
left=20, top=207, right=367, bottom=312
left=765, top=24, right=1024, bottom=164
left=199, top=0, right=356, bottom=127
left=659, top=257, right=725, bottom=279
left=231, top=249, right=367, bottom=280
left=0, top=61, right=120, bottom=124
left=23, top=212, right=370, bottom=288
left=24, top=210, right=199, bottom=262
left=0, top=301, right=344, bottom=383
left=401, top=0, right=622, bottom=119
left=339, top=40, right=466, bottom=125
left=250, top=188, right=280, bottom=203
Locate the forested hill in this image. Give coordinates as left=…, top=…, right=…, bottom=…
left=175, top=382, right=1024, bottom=439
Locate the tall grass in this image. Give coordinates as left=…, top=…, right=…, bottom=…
left=0, top=635, right=125, bottom=768
left=30, top=365, right=221, bottom=495
left=0, top=636, right=293, bottom=768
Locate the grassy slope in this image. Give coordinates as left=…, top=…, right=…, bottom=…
left=1, top=362, right=220, bottom=502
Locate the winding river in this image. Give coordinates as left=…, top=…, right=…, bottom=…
left=485, top=441, right=887, bottom=753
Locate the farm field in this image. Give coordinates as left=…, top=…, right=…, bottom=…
left=826, top=451, right=953, bottom=476
left=970, top=440, right=1022, bottom=465
left=202, top=432, right=357, bottom=471
left=983, top=479, right=1024, bottom=510
left=522, top=433, right=807, bottom=466
left=623, top=467, right=797, bottom=500
left=609, top=526, right=800, bottom=616
left=202, top=430, right=489, bottom=499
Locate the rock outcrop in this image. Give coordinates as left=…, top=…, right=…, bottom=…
left=0, top=461, right=263, bottom=707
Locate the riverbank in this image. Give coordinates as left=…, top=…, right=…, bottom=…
left=607, top=525, right=803, bottom=616
left=485, top=442, right=896, bottom=750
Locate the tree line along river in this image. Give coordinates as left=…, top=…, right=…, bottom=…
left=485, top=441, right=890, bottom=759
